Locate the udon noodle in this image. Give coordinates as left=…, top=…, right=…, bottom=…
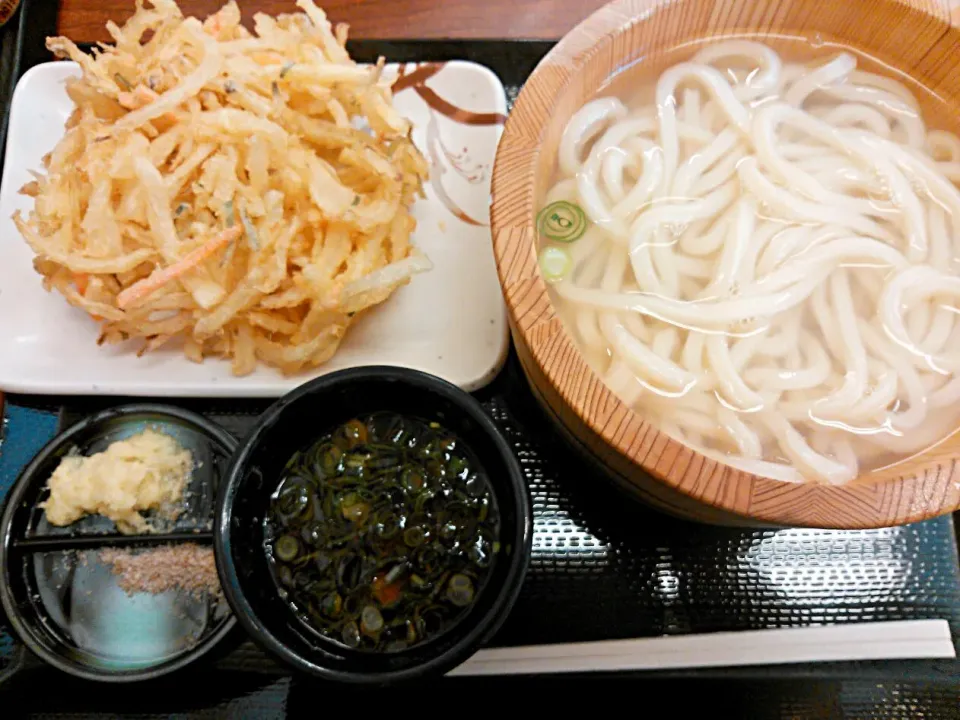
left=539, top=40, right=960, bottom=485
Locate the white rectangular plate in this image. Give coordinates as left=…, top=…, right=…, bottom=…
left=0, top=60, right=508, bottom=397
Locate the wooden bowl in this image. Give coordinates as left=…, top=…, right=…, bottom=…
left=491, top=0, right=960, bottom=528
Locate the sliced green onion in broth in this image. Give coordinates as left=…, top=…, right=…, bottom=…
left=539, top=246, right=573, bottom=283
left=536, top=200, right=587, bottom=243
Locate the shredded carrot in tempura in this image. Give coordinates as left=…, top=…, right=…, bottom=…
left=117, top=226, right=242, bottom=309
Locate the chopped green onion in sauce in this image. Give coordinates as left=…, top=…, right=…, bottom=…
left=265, top=413, right=500, bottom=653
left=274, top=535, right=299, bottom=562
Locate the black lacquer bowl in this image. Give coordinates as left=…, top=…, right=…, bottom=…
left=215, top=367, right=532, bottom=683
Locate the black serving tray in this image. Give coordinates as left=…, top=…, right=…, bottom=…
left=0, top=1, right=959, bottom=716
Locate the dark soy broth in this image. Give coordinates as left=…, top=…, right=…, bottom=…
left=264, top=412, right=500, bottom=653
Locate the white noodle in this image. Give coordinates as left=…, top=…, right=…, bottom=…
left=544, top=40, right=960, bottom=484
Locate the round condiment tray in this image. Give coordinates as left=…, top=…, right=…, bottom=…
left=0, top=404, right=239, bottom=682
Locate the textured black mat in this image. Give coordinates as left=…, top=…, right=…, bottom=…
left=0, top=3, right=958, bottom=715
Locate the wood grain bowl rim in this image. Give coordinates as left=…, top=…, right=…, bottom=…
left=490, top=0, right=960, bottom=527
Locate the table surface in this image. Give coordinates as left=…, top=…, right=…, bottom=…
left=58, top=0, right=607, bottom=43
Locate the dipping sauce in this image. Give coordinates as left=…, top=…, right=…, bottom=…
left=265, top=413, right=500, bottom=653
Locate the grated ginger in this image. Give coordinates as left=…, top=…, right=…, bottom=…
left=42, top=429, right=192, bottom=534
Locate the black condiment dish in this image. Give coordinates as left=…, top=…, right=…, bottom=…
left=0, top=404, right=239, bottom=682
left=215, top=367, right=532, bottom=683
